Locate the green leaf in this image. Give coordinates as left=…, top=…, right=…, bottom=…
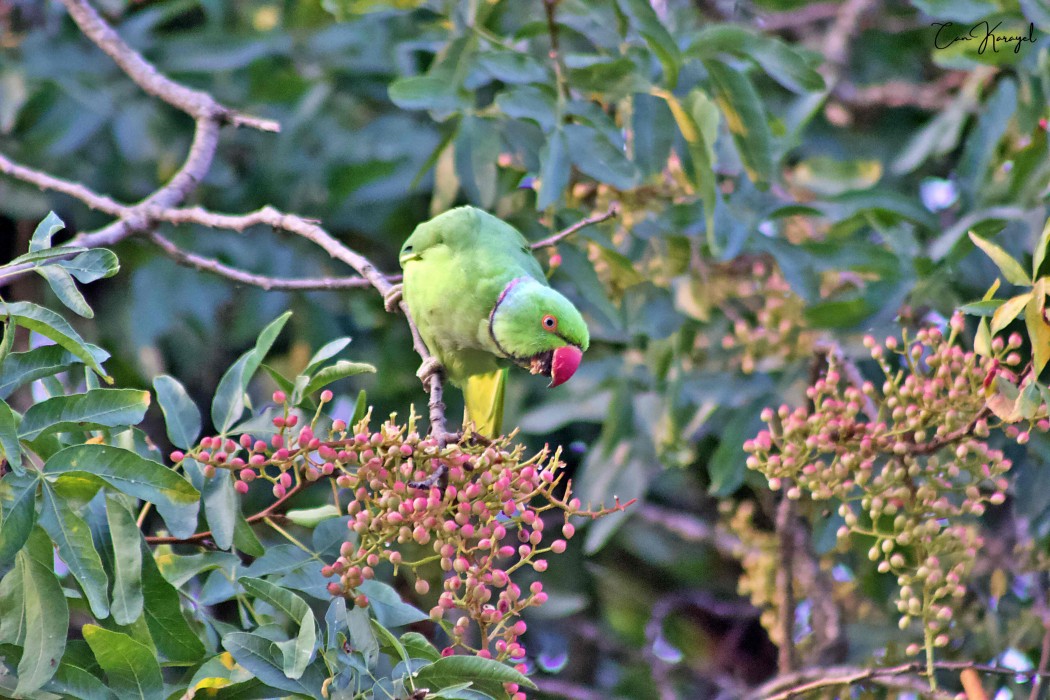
left=19, top=388, right=151, bottom=441
left=565, top=124, right=639, bottom=190
left=655, top=88, right=717, bottom=250
left=975, top=317, right=993, bottom=356
left=240, top=576, right=313, bottom=624
left=537, top=128, right=570, bottom=210
left=1036, top=218, right=1050, bottom=278
left=15, top=544, right=69, bottom=696
left=0, top=556, right=25, bottom=645
left=45, top=444, right=200, bottom=539
left=413, top=656, right=536, bottom=696
left=305, top=337, right=352, bottom=374
left=351, top=389, right=368, bottom=427
left=233, top=509, right=265, bottom=557
left=0, top=301, right=107, bottom=378
left=212, top=311, right=291, bottom=433
left=29, top=212, right=64, bottom=252
left=107, top=496, right=144, bottom=626
left=5, top=246, right=88, bottom=267
left=239, top=577, right=317, bottom=679
left=400, top=631, right=440, bottom=662
left=702, top=58, right=774, bottom=185
left=969, top=231, right=1032, bottom=285
left=222, top=631, right=325, bottom=696
left=803, top=298, right=873, bottom=328
left=455, top=115, right=501, bottom=208
left=39, top=480, right=110, bottom=618
left=0, top=472, right=37, bottom=564
left=278, top=608, right=317, bottom=680
left=960, top=299, right=1005, bottom=316
left=0, top=397, right=21, bottom=474
left=285, top=504, right=340, bottom=527
left=139, top=540, right=206, bottom=663
left=389, top=76, right=468, bottom=112
left=37, top=265, right=94, bottom=318
left=565, top=55, right=650, bottom=97
left=58, top=249, right=120, bottom=284
left=476, top=51, right=548, bottom=84
left=0, top=344, right=100, bottom=400
left=632, top=92, right=674, bottom=178
left=991, top=292, right=1032, bottom=334
left=495, top=86, right=557, bottom=132
left=82, top=625, right=164, bottom=700
left=212, top=353, right=253, bottom=436
left=357, top=579, right=429, bottom=627
left=688, top=25, right=824, bottom=94
left=200, top=464, right=237, bottom=551
left=152, top=375, right=201, bottom=450
left=617, top=0, right=680, bottom=87
left=1028, top=279, right=1050, bottom=374
left=303, top=360, right=376, bottom=396
left=344, top=603, right=380, bottom=667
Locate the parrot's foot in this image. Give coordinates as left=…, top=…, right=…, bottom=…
left=382, top=284, right=403, bottom=313
left=416, top=357, right=443, bottom=389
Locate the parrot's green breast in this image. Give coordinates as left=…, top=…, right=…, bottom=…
left=399, top=206, right=546, bottom=385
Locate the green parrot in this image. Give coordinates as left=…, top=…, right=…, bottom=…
left=398, top=206, right=589, bottom=437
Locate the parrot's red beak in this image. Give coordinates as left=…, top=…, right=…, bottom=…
left=549, top=345, right=583, bottom=388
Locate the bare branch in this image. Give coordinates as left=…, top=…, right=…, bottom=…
left=749, top=661, right=1050, bottom=700
left=58, top=0, right=278, bottom=132
left=822, top=0, right=878, bottom=72
left=148, top=232, right=378, bottom=290
left=0, top=153, right=127, bottom=216
left=531, top=203, right=620, bottom=249
left=774, top=495, right=798, bottom=673
left=146, top=477, right=307, bottom=546
left=756, top=2, right=840, bottom=31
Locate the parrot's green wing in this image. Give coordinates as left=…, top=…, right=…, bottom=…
left=400, top=206, right=587, bottom=438
left=399, top=207, right=545, bottom=385
left=463, top=368, right=507, bottom=437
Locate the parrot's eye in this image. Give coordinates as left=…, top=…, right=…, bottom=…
left=542, top=315, right=558, bottom=332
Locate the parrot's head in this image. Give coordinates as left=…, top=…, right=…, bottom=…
left=489, top=277, right=589, bottom=388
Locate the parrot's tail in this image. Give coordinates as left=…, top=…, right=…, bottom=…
left=463, top=368, right=507, bottom=438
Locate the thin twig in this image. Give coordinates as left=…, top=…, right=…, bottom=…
left=145, top=478, right=307, bottom=545
left=749, top=661, right=1050, bottom=700
left=531, top=203, right=620, bottom=249
left=148, top=231, right=378, bottom=290
left=58, top=0, right=278, bottom=131
left=0, top=152, right=127, bottom=216
left=774, top=495, right=798, bottom=673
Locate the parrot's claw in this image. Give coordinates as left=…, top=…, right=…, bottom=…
left=383, top=284, right=403, bottom=313
left=416, top=357, right=444, bottom=389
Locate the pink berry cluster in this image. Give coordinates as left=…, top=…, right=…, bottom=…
left=169, top=389, right=338, bottom=497
left=743, top=314, right=1047, bottom=655
left=170, top=390, right=622, bottom=681
left=681, top=257, right=815, bottom=374
left=321, top=416, right=589, bottom=669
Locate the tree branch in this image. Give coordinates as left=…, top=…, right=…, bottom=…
left=774, top=495, right=798, bottom=673
left=146, top=478, right=307, bottom=545
left=147, top=232, right=380, bottom=290
left=531, top=203, right=620, bottom=249
left=58, top=0, right=278, bottom=131
left=749, top=661, right=1050, bottom=700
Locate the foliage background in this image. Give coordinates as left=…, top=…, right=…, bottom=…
left=1, top=0, right=1050, bottom=697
